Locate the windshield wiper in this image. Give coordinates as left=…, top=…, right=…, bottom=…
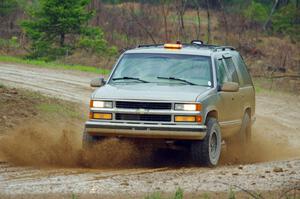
left=157, top=76, right=198, bottom=85
left=112, top=76, right=149, bottom=83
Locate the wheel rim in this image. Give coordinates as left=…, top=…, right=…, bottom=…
left=210, top=131, right=218, bottom=160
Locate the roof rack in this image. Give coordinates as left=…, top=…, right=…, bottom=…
left=212, top=46, right=236, bottom=51
left=136, top=42, right=236, bottom=52
left=137, top=44, right=163, bottom=48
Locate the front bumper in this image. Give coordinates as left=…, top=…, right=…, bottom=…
left=85, top=121, right=207, bottom=140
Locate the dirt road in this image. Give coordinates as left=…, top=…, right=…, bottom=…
left=0, top=63, right=300, bottom=198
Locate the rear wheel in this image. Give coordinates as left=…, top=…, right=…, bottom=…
left=190, top=118, right=221, bottom=167
left=226, top=112, right=252, bottom=160
left=228, top=112, right=251, bottom=149
left=240, top=112, right=251, bottom=147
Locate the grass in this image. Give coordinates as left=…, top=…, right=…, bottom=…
left=228, top=188, right=236, bottom=199
left=145, top=188, right=183, bottom=199
left=0, top=55, right=110, bottom=75
left=36, top=103, right=81, bottom=119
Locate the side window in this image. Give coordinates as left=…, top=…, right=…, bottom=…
left=216, top=59, right=229, bottom=85
left=233, top=54, right=253, bottom=86
left=224, top=57, right=239, bottom=83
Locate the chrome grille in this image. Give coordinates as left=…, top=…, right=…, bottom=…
left=116, top=101, right=172, bottom=110
left=116, top=113, right=171, bottom=122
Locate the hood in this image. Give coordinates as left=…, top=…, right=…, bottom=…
left=92, top=83, right=211, bottom=102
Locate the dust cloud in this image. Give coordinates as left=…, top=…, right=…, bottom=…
left=220, top=134, right=300, bottom=165
left=0, top=123, right=145, bottom=168
left=0, top=120, right=299, bottom=168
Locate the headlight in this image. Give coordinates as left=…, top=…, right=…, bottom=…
left=90, top=100, right=113, bottom=108
left=174, top=103, right=201, bottom=111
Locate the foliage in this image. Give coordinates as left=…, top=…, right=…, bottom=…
left=228, top=188, right=236, bottom=199
left=243, top=1, right=268, bottom=24
left=37, top=103, right=80, bottom=118
left=145, top=192, right=162, bottom=199
left=145, top=187, right=183, bottom=199
left=21, top=0, right=115, bottom=60
left=174, top=187, right=184, bottom=199
left=0, top=36, right=19, bottom=50
left=272, top=4, right=300, bottom=41
left=78, top=27, right=118, bottom=56
left=0, top=0, right=18, bottom=16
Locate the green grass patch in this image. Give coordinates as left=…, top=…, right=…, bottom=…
left=254, top=84, right=264, bottom=94
left=0, top=55, right=110, bottom=74
left=145, top=192, right=162, bottom=199
left=145, top=188, right=183, bottom=199
left=36, top=103, right=81, bottom=119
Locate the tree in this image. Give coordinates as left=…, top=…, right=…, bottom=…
left=272, top=3, right=300, bottom=41
left=0, top=0, right=18, bottom=17
left=205, top=0, right=211, bottom=44
left=21, top=0, right=113, bottom=59
left=160, top=0, right=172, bottom=42
left=263, top=0, right=279, bottom=30
left=244, top=1, right=268, bottom=25
left=175, top=0, right=187, bottom=40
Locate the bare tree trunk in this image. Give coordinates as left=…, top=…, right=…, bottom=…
left=218, top=0, right=228, bottom=45
left=196, top=5, right=201, bottom=39
left=263, top=0, right=279, bottom=31
left=176, top=0, right=187, bottom=41
left=206, top=0, right=211, bottom=44
left=60, top=33, right=65, bottom=47
left=192, top=0, right=201, bottom=40
left=129, top=7, right=157, bottom=44
left=161, top=1, right=170, bottom=42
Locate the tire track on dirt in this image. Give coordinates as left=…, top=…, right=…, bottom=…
left=0, top=63, right=99, bottom=103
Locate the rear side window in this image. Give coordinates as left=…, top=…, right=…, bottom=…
left=224, top=57, right=239, bottom=83
left=233, top=54, right=253, bottom=86
left=216, top=59, right=229, bottom=85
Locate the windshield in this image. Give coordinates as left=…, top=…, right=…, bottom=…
left=109, top=53, right=213, bottom=87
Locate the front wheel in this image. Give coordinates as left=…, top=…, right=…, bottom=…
left=190, top=118, right=222, bottom=167
left=82, top=129, right=104, bottom=149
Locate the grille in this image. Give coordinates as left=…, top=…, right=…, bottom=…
left=116, top=101, right=172, bottom=110
left=116, top=113, right=171, bottom=122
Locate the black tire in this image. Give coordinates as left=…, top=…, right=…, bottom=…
left=190, top=117, right=222, bottom=167
left=240, top=112, right=251, bottom=146
left=228, top=112, right=251, bottom=149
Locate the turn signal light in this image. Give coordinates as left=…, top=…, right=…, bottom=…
left=91, top=113, right=112, bottom=120
left=175, top=115, right=202, bottom=123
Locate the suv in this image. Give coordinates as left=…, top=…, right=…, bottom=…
left=84, top=41, right=255, bottom=166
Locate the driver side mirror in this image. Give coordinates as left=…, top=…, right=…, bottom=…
left=220, top=82, right=239, bottom=92
left=90, top=77, right=106, bottom=87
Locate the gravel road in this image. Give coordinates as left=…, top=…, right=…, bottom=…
left=0, top=63, right=299, bottom=198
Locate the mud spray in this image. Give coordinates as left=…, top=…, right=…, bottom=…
left=0, top=122, right=147, bottom=168
left=0, top=119, right=299, bottom=168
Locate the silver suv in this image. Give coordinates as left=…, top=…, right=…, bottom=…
left=84, top=41, right=255, bottom=166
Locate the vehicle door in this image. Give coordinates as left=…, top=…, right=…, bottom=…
left=215, top=56, right=234, bottom=123
left=232, top=53, right=255, bottom=117
left=222, top=53, right=243, bottom=121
